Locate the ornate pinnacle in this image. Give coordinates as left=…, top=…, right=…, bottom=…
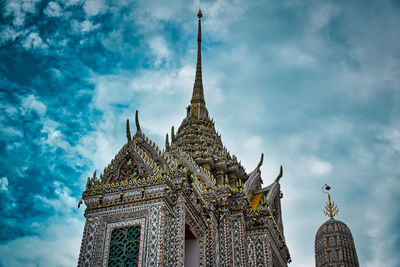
left=322, top=184, right=339, bottom=218
left=191, top=9, right=205, bottom=105
left=324, top=194, right=339, bottom=218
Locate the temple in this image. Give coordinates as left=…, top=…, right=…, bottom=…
left=77, top=10, right=291, bottom=267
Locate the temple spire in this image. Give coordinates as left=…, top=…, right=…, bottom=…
left=191, top=9, right=205, bottom=105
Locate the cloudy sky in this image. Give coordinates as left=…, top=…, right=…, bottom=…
left=0, top=0, right=399, bottom=266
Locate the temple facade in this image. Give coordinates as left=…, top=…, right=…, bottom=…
left=77, top=10, right=291, bottom=267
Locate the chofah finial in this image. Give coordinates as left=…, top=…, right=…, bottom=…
left=274, top=166, right=283, bottom=182
left=126, top=119, right=131, bottom=142
left=135, top=110, right=141, bottom=134
left=257, top=153, right=264, bottom=169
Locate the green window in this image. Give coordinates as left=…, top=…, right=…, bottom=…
left=108, top=225, right=141, bottom=267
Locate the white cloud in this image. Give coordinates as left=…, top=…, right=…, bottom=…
left=306, top=157, right=332, bottom=176
left=0, top=26, right=18, bottom=45
left=0, top=176, right=17, bottom=211
left=149, top=36, right=171, bottom=67
left=22, top=32, right=48, bottom=50
left=235, top=135, right=265, bottom=172
left=34, top=181, right=77, bottom=212
left=4, top=0, right=41, bottom=27
left=201, top=0, right=246, bottom=38
left=50, top=68, right=64, bottom=81
left=0, top=126, right=23, bottom=138
left=81, top=20, right=99, bottom=32
left=0, top=177, right=9, bottom=191
left=101, top=29, right=125, bottom=52
left=0, top=216, right=84, bottom=267
left=128, top=66, right=193, bottom=95
left=20, top=94, right=47, bottom=115
left=75, top=128, right=122, bottom=172
left=83, top=0, right=106, bottom=17
left=276, top=45, right=317, bottom=67
left=40, top=118, right=71, bottom=152
left=0, top=102, right=18, bottom=117
left=44, top=2, right=62, bottom=17
left=91, top=65, right=193, bottom=109
left=72, top=19, right=100, bottom=34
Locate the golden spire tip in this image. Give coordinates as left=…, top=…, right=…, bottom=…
left=322, top=184, right=339, bottom=219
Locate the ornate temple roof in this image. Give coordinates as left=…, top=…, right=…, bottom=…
left=83, top=10, right=286, bottom=203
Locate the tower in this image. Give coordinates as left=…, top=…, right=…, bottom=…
left=315, top=185, right=359, bottom=267
left=77, top=10, right=291, bottom=267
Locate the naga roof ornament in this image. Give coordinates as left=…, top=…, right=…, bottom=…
left=126, top=119, right=131, bottom=142
left=135, top=110, right=141, bottom=134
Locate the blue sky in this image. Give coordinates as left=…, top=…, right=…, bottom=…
left=0, top=0, right=399, bottom=266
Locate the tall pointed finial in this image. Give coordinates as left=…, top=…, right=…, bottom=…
left=322, top=184, right=339, bottom=219
left=135, top=110, right=141, bottom=134
left=126, top=119, right=132, bottom=142
left=191, top=9, right=205, bottom=105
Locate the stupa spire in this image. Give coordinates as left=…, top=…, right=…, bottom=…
left=191, top=9, right=205, bottom=105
